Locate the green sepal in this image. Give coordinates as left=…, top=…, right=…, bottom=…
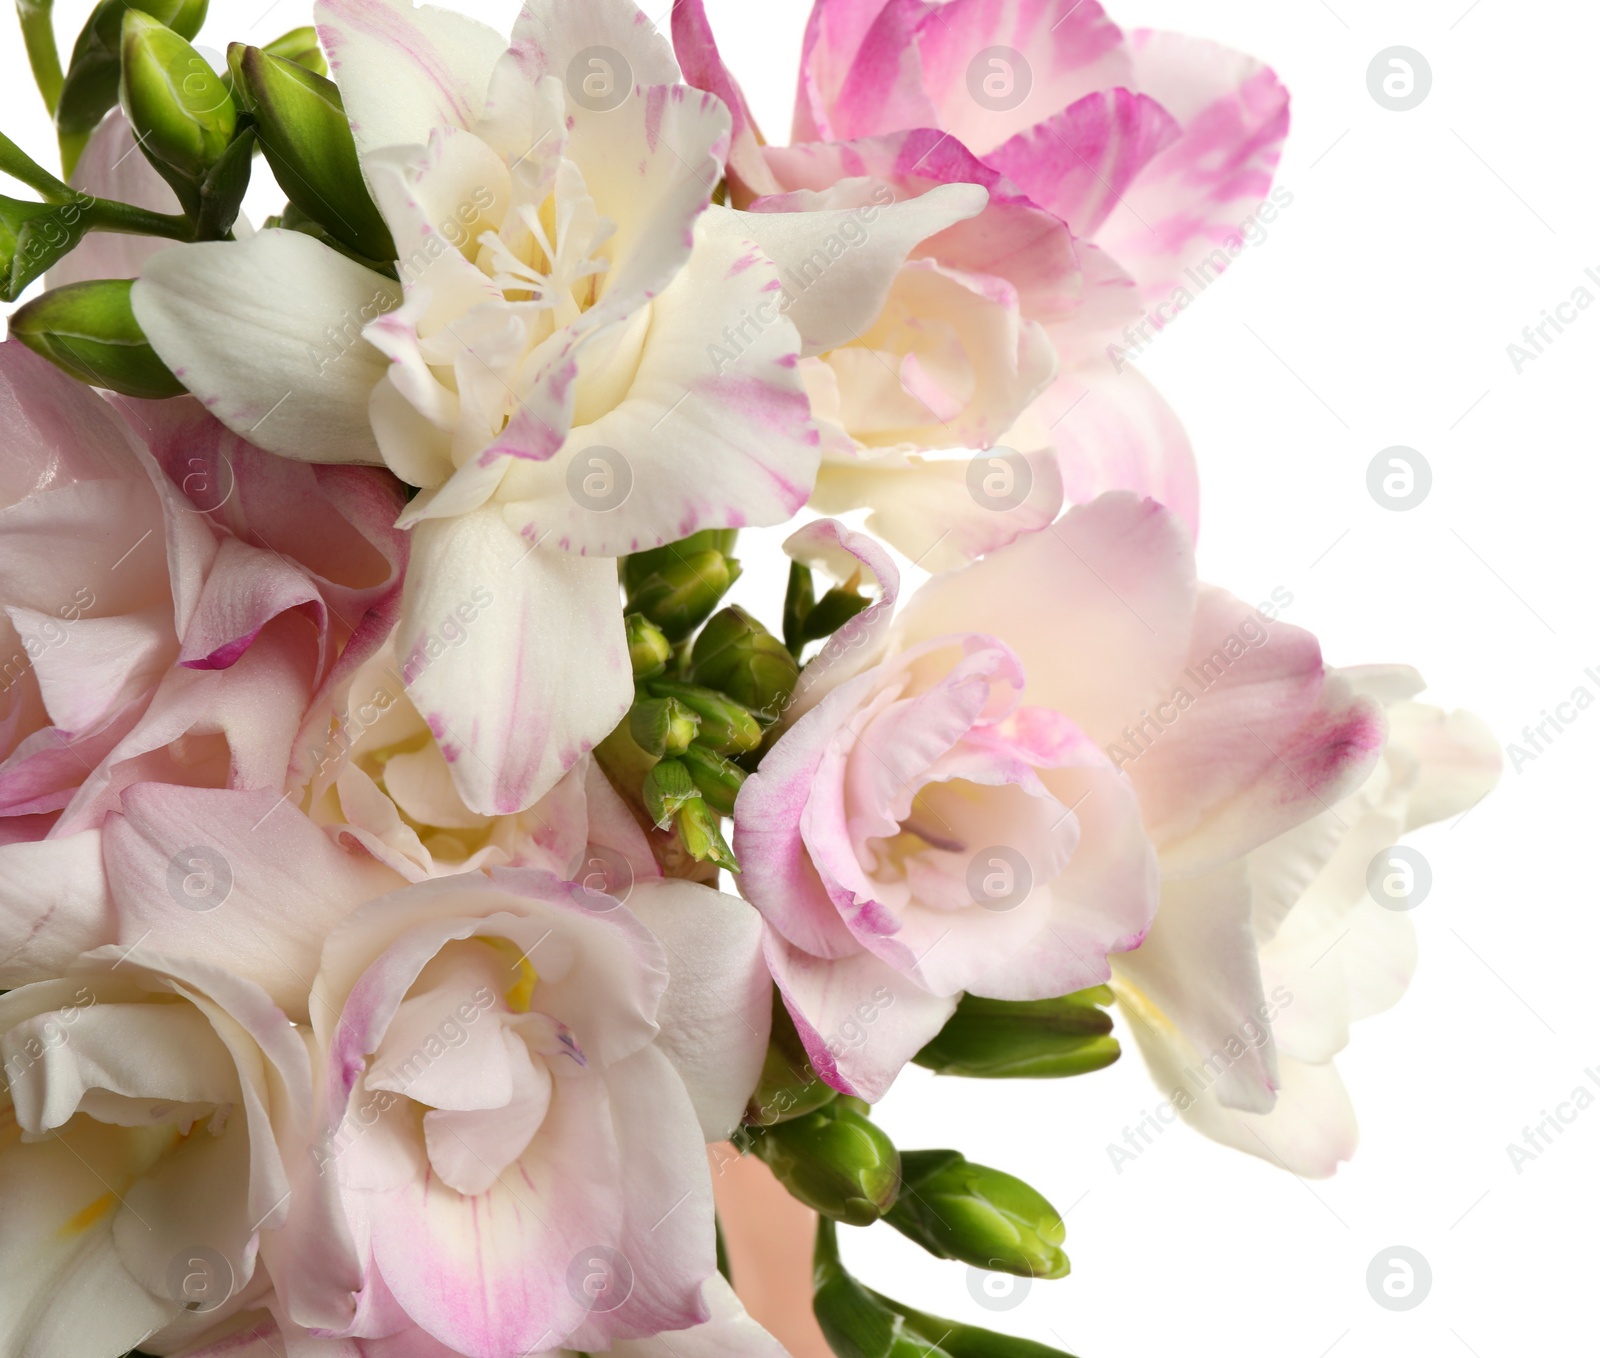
left=629, top=696, right=698, bottom=758
left=0, top=195, right=87, bottom=301
left=677, top=797, right=737, bottom=873
left=9, top=278, right=183, bottom=397
left=747, top=989, right=836, bottom=1127
left=641, top=758, right=698, bottom=829
left=678, top=743, right=746, bottom=817
left=261, top=24, right=326, bottom=76
left=645, top=680, right=762, bottom=756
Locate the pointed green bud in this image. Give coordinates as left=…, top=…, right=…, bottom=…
left=677, top=796, right=737, bottom=873
left=641, top=758, right=698, bottom=829
left=749, top=1096, right=899, bottom=1227
left=235, top=45, right=395, bottom=262
left=625, top=612, right=671, bottom=679
left=887, top=1149, right=1068, bottom=1278
left=690, top=606, right=800, bottom=722
left=623, top=528, right=739, bottom=595
left=784, top=557, right=871, bottom=655
left=748, top=990, right=835, bottom=1126
left=678, top=743, right=746, bottom=816
left=261, top=25, right=327, bottom=76
left=624, top=549, right=734, bottom=642
left=10, top=279, right=183, bottom=398
left=814, top=1221, right=1082, bottom=1358
left=912, top=988, right=1120, bottom=1080
left=57, top=0, right=209, bottom=157
left=120, top=11, right=235, bottom=212
left=0, top=196, right=88, bottom=302
left=629, top=696, right=698, bottom=759
left=646, top=681, right=762, bottom=756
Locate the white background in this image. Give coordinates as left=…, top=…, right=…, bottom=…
left=3, top=0, right=1597, bottom=1354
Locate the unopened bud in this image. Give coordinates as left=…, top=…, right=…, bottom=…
left=646, top=680, right=762, bottom=756
left=261, top=25, right=327, bottom=76
left=624, top=549, right=735, bottom=642
left=235, top=45, right=395, bottom=262
left=690, top=605, right=799, bottom=721
left=750, top=1097, right=900, bottom=1227
left=748, top=992, right=835, bottom=1126
left=120, top=11, right=236, bottom=205
left=11, top=279, right=183, bottom=398
left=630, top=696, right=698, bottom=758
left=625, top=612, right=671, bottom=679
left=1, top=197, right=87, bottom=302
left=641, top=758, right=698, bottom=829
left=887, top=1149, right=1069, bottom=1279
left=57, top=0, right=210, bottom=160
left=678, top=743, right=746, bottom=816
left=912, top=988, right=1120, bottom=1079
left=677, top=796, right=737, bottom=873
left=784, top=557, right=872, bottom=653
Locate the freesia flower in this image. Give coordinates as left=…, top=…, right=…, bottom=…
left=130, top=0, right=926, bottom=820
left=1117, top=668, right=1501, bottom=1176
left=735, top=498, right=1384, bottom=1105
left=72, top=781, right=772, bottom=1356
left=0, top=341, right=404, bottom=985
left=675, top=0, right=1293, bottom=543
left=0, top=944, right=311, bottom=1358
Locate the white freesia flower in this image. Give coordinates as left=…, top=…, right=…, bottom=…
left=132, top=0, right=948, bottom=819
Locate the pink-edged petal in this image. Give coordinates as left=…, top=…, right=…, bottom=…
left=913, top=0, right=1133, bottom=155
left=625, top=879, right=772, bottom=1141
left=798, top=0, right=939, bottom=143
left=45, top=111, right=181, bottom=288
left=892, top=492, right=1197, bottom=745
left=133, top=232, right=402, bottom=464
left=395, top=509, right=632, bottom=816
left=1113, top=859, right=1277, bottom=1114
left=1038, top=361, right=1199, bottom=539
left=781, top=518, right=900, bottom=723
left=314, top=0, right=507, bottom=157
left=985, top=89, right=1180, bottom=237
left=741, top=177, right=988, bottom=357
left=671, top=0, right=782, bottom=201
left=177, top=536, right=326, bottom=670
left=0, top=830, right=113, bottom=986
left=103, top=785, right=400, bottom=1020
left=499, top=207, right=818, bottom=556
left=1126, top=588, right=1387, bottom=873
left=765, top=929, right=955, bottom=1102
left=1093, top=31, right=1290, bottom=307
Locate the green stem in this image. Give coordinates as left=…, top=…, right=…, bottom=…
left=814, top=1215, right=842, bottom=1273
left=0, top=129, right=71, bottom=201
left=82, top=198, right=194, bottom=241
left=14, top=0, right=63, bottom=116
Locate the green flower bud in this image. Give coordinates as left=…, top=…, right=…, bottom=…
left=677, top=797, right=737, bottom=874
left=690, top=606, right=800, bottom=722
left=120, top=11, right=236, bottom=210
left=625, top=612, right=671, bottom=679
left=749, top=1097, right=899, bottom=1227
left=646, top=681, right=762, bottom=756
left=813, top=1221, right=1082, bottom=1358
left=641, top=758, right=698, bottom=829
left=629, top=696, right=698, bottom=758
left=784, top=557, right=871, bottom=655
left=887, top=1149, right=1068, bottom=1278
left=57, top=0, right=209, bottom=161
left=235, top=45, right=395, bottom=262
left=0, top=196, right=88, bottom=302
left=623, top=529, right=739, bottom=596
left=747, top=990, right=835, bottom=1126
left=10, top=279, right=183, bottom=398
left=678, top=743, right=746, bottom=817
left=261, top=24, right=327, bottom=76
left=912, top=988, right=1120, bottom=1080
left=624, top=549, right=735, bottom=643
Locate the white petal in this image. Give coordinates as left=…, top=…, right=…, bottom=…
left=133, top=232, right=401, bottom=463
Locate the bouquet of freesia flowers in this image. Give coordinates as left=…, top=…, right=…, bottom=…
left=0, top=0, right=1502, bottom=1353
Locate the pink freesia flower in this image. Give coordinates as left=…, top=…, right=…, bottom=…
left=0, top=342, right=405, bottom=984
left=734, top=498, right=1384, bottom=1104
left=675, top=0, right=1293, bottom=541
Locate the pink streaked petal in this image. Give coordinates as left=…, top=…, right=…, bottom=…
left=0, top=829, right=113, bottom=987
left=793, top=0, right=925, bottom=141
left=1093, top=31, right=1290, bottom=307
left=985, top=88, right=1181, bottom=237
left=826, top=0, right=941, bottom=142
left=671, top=0, right=782, bottom=202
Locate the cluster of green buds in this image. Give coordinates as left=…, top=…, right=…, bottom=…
left=603, top=531, right=802, bottom=874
